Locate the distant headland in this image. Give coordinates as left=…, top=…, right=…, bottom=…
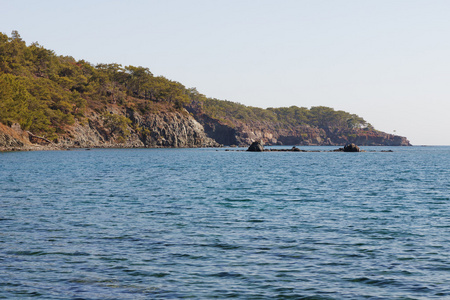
left=0, top=31, right=410, bottom=151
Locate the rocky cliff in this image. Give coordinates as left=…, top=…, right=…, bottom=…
left=0, top=123, right=61, bottom=151
left=0, top=106, right=219, bottom=151
left=0, top=32, right=411, bottom=151
left=0, top=123, right=32, bottom=151
left=188, top=106, right=411, bottom=147
left=0, top=103, right=411, bottom=151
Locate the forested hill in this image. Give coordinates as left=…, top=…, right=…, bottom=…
left=186, top=98, right=410, bottom=146
left=0, top=31, right=410, bottom=150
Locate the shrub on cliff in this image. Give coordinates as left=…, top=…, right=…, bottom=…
left=102, top=113, right=131, bottom=137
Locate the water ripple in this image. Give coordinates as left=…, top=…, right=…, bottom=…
left=0, top=147, right=449, bottom=299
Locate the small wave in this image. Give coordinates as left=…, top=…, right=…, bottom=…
left=122, top=269, right=170, bottom=278
left=347, top=276, right=403, bottom=287
left=210, top=271, right=244, bottom=278
left=210, top=242, right=242, bottom=250
left=7, top=250, right=45, bottom=256
left=247, top=219, right=265, bottom=223
left=222, top=197, right=254, bottom=202
left=7, top=250, right=91, bottom=257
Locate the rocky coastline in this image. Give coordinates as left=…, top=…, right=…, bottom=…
left=0, top=32, right=411, bottom=152
left=186, top=104, right=411, bottom=147
left=1, top=106, right=411, bottom=152
left=0, top=106, right=219, bottom=152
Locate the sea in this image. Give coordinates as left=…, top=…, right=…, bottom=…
left=0, top=146, right=449, bottom=299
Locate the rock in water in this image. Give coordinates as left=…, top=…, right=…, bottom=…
left=247, top=141, right=264, bottom=152
left=343, top=143, right=361, bottom=152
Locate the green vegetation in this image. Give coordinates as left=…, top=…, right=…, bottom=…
left=0, top=31, right=190, bottom=140
left=102, top=113, right=131, bottom=137
left=1, top=31, right=375, bottom=142
left=194, top=97, right=371, bottom=134
left=197, top=98, right=277, bottom=124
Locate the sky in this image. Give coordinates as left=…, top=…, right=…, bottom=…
left=2, top=0, right=450, bottom=145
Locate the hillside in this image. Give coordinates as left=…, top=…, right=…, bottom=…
left=186, top=96, right=410, bottom=146
left=0, top=31, right=410, bottom=150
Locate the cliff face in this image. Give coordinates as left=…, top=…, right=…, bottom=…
left=1, top=103, right=411, bottom=151
left=0, top=32, right=412, bottom=151
left=0, top=123, right=62, bottom=151
left=126, top=108, right=219, bottom=148
left=187, top=107, right=411, bottom=146
left=0, top=106, right=219, bottom=151
left=0, top=123, right=31, bottom=151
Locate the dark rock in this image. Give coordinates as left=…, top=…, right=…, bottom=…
left=247, top=141, right=264, bottom=152
left=343, top=143, right=361, bottom=152
left=186, top=102, right=411, bottom=146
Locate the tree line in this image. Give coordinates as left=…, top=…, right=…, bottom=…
left=193, top=97, right=372, bottom=134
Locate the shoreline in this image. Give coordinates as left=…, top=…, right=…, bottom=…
left=1, top=144, right=404, bottom=153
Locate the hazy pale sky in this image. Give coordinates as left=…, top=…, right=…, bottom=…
left=2, top=0, right=450, bottom=145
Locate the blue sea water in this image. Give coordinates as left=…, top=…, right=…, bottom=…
left=0, top=146, right=449, bottom=299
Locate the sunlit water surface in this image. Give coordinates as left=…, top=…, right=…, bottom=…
left=1, top=146, right=449, bottom=299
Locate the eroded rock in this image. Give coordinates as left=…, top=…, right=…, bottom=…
left=344, top=143, right=361, bottom=152
left=247, top=141, right=264, bottom=152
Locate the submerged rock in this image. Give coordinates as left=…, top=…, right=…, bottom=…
left=247, top=141, right=264, bottom=152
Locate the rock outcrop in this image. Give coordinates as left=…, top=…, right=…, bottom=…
left=247, top=141, right=264, bottom=152
left=1, top=106, right=220, bottom=151
left=0, top=123, right=29, bottom=151
left=1, top=102, right=411, bottom=151
left=128, top=108, right=218, bottom=148
left=343, top=143, right=361, bottom=152
left=186, top=104, right=411, bottom=147
left=0, top=123, right=61, bottom=151
left=333, top=143, right=368, bottom=152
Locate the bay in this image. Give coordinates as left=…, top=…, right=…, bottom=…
left=1, top=146, right=449, bottom=299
